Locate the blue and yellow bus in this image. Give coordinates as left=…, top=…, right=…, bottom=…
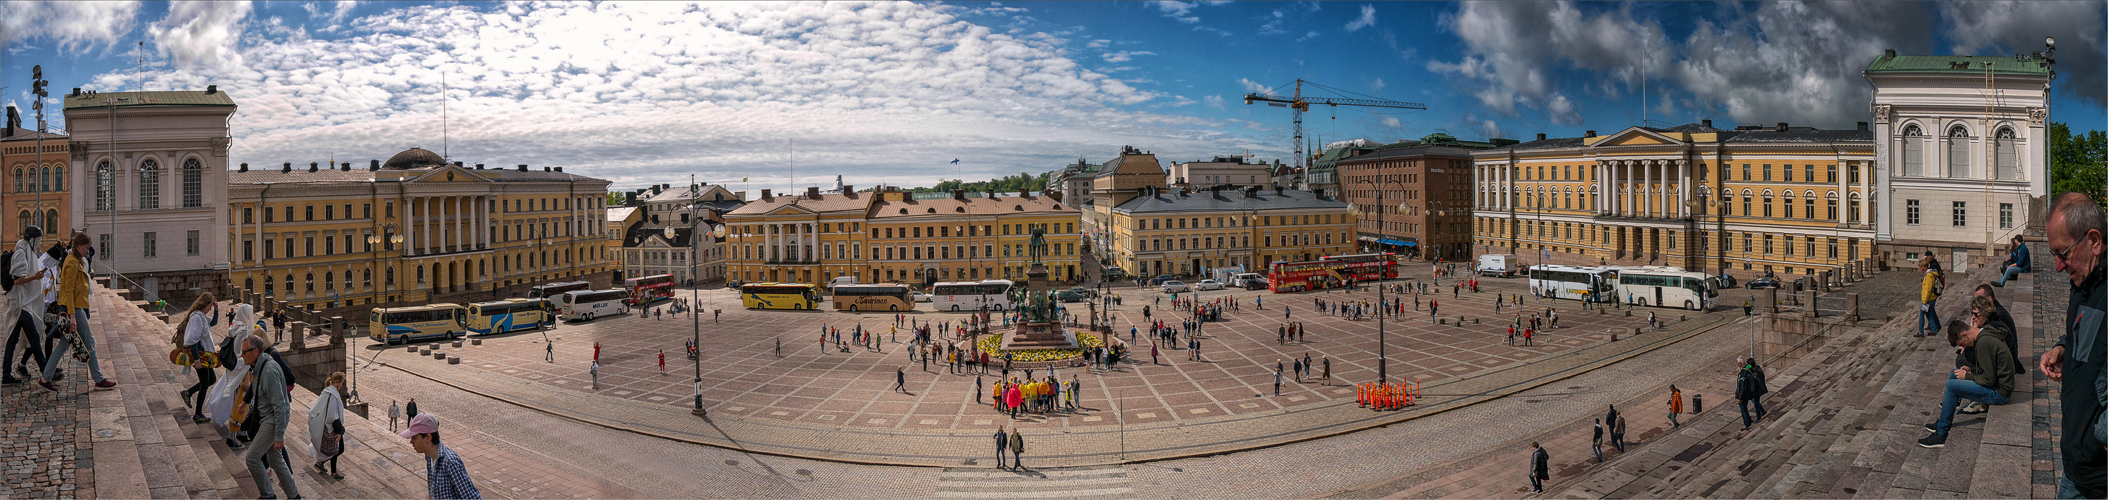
left=369, top=304, right=469, bottom=345
left=467, top=298, right=554, bottom=335
left=740, top=283, right=820, bottom=310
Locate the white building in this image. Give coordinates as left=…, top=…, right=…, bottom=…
left=63, top=89, right=235, bottom=304
left=1166, top=156, right=1273, bottom=188
left=1865, top=50, right=2051, bottom=269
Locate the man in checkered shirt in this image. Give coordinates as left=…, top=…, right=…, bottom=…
left=402, top=413, right=482, bottom=499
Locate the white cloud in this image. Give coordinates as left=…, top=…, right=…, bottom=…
left=1477, top=119, right=1503, bottom=140
left=1237, top=78, right=1272, bottom=94
left=1370, top=77, right=1385, bottom=92
left=1101, top=50, right=1155, bottom=63
left=100, top=2, right=1274, bottom=189
left=0, top=1, right=141, bottom=50
left=1204, top=95, right=1226, bottom=110
left=1085, top=38, right=1109, bottom=48
left=1296, top=31, right=1319, bottom=42
left=1939, top=1, right=2104, bottom=106
left=1380, top=116, right=1402, bottom=129
left=148, top=1, right=252, bottom=73
left=1344, top=4, right=1375, bottom=32
left=1151, top=1, right=1201, bottom=24
left=1258, top=8, right=1286, bottom=35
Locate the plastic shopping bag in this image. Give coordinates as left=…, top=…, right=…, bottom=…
left=206, top=364, right=249, bottom=427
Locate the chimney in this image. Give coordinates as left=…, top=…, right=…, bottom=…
left=71, top=88, right=80, bottom=96
left=807, top=186, right=820, bottom=199
left=761, top=189, right=772, bottom=199
left=1274, top=185, right=1284, bottom=196
left=1535, top=133, right=1546, bottom=141
left=475, top=163, right=484, bottom=170
left=369, top=160, right=380, bottom=171
left=309, top=162, right=319, bottom=173
left=1702, top=119, right=1713, bottom=128
left=340, top=162, right=350, bottom=171
left=1884, top=49, right=1896, bottom=58
left=842, top=184, right=854, bottom=194
left=1584, top=130, right=1596, bottom=137
left=651, top=214, right=659, bottom=224
left=282, top=162, right=292, bottom=173
left=205, top=85, right=217, bottom=95
left=1857, top=121, right=1869, bottom=131
left=238, top=163, right=249, bottom=173
left=680, top=213, right=690, bottom=224
left=453, top=161, right=463, bottom=167
left=1776, top=122, right=1788, bottom=132
left=517, top=164, right=528, bottom=172
left=652, top=185, right=663, bottom=195
left=543, top=167, right=550, bottom=172
left=3, top=106, right=17, bottom=137
left=554, top=167, right=563, bottom=173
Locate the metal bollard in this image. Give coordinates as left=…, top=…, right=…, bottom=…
left=1693, top=394, right=1703, bottom=413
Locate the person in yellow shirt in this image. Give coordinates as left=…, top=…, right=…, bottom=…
left=1919, top=267, right=1943, bottom=338
left=40, top=232, right=112, bottom=390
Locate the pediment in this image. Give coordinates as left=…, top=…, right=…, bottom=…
left=1593, top=128, right=1682, bottom=148
left=406, top=164, right=495, bottom=183
left=761, top=204, right=820, bottom=216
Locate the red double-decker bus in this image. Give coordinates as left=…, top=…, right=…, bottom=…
left=1266, top=253, right=1397, bottom=293
left=623, top=274, right=676, bottom=305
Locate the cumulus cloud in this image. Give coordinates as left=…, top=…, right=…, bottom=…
left=1477, top=119, right=1503, bottom=140
left=148, top=1, right=252, bottom=73
left=1204, top=94, right=1226, bottom=110
left=1151, top=1, right=1201, bottom=24
left=1431, top=1, right=1942, bottom=129
left=1296, top=31, right=1319, bottom=42
left=1344, top=4, right=1375, bottom=32
left=1101, top=50, right=1155, bottom=63
left=1380, top=116, right=1402, bottom=129
left=1370, top=77, right=1385, bottom=92
left=0, top=1, right=140, bottom=50
left=1939, top=1, right=2105, bottom=107
left=1258, top=9, right=1286, bottom=35
left=99, top=2, right=1271, bottom=189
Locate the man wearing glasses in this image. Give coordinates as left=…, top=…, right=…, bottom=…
left=237, top=336, right=300, bottom=499
left=2040, top=192, right=2108, bottom=498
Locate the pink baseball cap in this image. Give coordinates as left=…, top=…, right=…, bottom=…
left=400, top=413, right=439, bottom=438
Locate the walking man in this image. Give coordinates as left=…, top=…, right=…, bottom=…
left=1735, top=357, right=1768, bottom=429
left=1008, top=428, right=1025, bottom=469
left=895, top=366, right=908, bottom=394
left=1530, top=441, right=1549, bottom=493
left=1668, top=385, right=1683, bottom=428
left=402, top=413, right=482, bottom=499
left=0, top=225, right=48, bottom=385
left=545, top=341, right=554, bottom=363
left=1613, top=412, right=1628, bottom=452
left=1273, top=361, right=1283, bottom=396
left=992, top=425, right=1009, bottom=469
left=389, top=400, right=401, bottom=432
left=1592, top=419, right=1604, bottom=462
left=2041, top=192, right=2108, bottom=497
left=238, top=335, right=302, bottom=500
left=590, top=361, right=600, bottom=390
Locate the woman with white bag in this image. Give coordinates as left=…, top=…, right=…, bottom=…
left=206, top=303, right=257, bottom=449
left=308, top=371, right=346, bottom=480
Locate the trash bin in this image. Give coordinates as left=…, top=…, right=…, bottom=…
left=1693, top=394, right=1703, bottom=414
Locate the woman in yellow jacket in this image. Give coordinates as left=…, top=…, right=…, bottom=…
left=39, top=232, right=113, bottom=390
left=1918, top=268, right=1942, bottom=338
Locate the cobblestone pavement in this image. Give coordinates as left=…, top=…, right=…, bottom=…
left=0, top=320, right=98, bottom=499
left=2029, top=244, right=2067, bottom=498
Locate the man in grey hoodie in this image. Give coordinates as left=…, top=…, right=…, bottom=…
left=0, top=225, right=47, bottom=384
left=238, top=335, right=301, bottom=499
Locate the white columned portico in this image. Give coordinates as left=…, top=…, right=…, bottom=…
left=1678, top=160, right=1690, bottom=217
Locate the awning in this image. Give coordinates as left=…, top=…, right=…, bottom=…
left=1377, top=239, right=1416, bottom=247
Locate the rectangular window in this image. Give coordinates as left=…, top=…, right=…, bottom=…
left=1825, top=164, right=1836, bottom=183
left=325, top=205, right=334, bottom=220
left=1849, top=162, right=1861, bottom=183
left=1762, top=164, right=1772, bottom=181
left=284, top=238, right=293, bottom=258
left=325, top=235, right=336, bottom=255
left=306, top=205, right=314, bottom=221
left=264, top=207, right=275, bottom=223
left=2000, top=203, right=2014, bottom=229
left=1763, top=234, right=1773, bottom=254
left=1904, top=137, right=1924, bottom=176
left=144, top=232, right=157, bottom=258
left=243, top=207, right=253, bottom=224
left=186, top=230, right=199, bottom=256
left=1782, top=164, right=1792, bottom=182
left=1805, top=164, right=1816, bottom=183
left=1742, top=164, right=1751, bottom=181
left=1805, top=238, right=1815, bottom=257
left=1828, top=238, right=1839, bottom=258
left=1906, top=199, right=1920, bottom=225
left=1952, top=201, right=1967, bottom=227
left=243, top=241, right=253, bottom=261
left=386, top=202, right=395, bottom=218
left=1784, top=235, right=1795, bottom=256
left=99, top=234, right=111, bottom=258
left=284, top=206, right=293, bottom=222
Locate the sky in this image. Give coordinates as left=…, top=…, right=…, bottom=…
left=3, top=1, right=2103, bottom=193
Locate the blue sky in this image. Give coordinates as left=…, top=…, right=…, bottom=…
left=3, top=1, right=2103, bottom=192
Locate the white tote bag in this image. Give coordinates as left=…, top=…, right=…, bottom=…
left=206, top=363, right=249, bottom=427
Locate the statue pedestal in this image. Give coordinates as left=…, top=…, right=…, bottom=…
left=999, top=321, right=1079, bottom=350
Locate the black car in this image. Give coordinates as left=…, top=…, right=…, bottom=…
left=1715, top=274, right=1738, bottom=289
left=1148, top=274, right=1179, bottom=285
left=1746, top=276, right=1780, bottom=289
left=1102, top=267, right=1128, bottom=281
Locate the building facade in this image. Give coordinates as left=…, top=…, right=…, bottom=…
left=1339, top=146, right=1478, bottom=261
left=1086, top=147, right=1169, bottom=258
left=1865, top=50, right=2051, bottom=270
left=1, top=109, right=70, bottom=252
left=1473, top=123, right=1878, bottom=281
left=721, top=186, right=1082, bottom=288
left=64, top=89, right=235, bottom=305
left=1107, top=185, right=1356, bottom=278
left=1165, top=157, right=1272, bottom=188
left=619, top=182, right=741, bottom=283
left=226, top=148, right=615, bottom=316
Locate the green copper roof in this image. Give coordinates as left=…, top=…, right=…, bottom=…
left=1864, top=53, right=2049, bottom=77
left=65, top=90, right=237, bottom=110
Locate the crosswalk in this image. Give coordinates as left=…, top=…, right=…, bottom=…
left=933, top=465, right=1134, bottom=499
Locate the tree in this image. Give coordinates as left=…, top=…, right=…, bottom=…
left=2051, top=122, right=2108, bottom=205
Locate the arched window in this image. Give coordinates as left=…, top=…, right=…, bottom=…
left=16, top=211, right=29, bottom=234
left=52, top=166, right=61, bottom=191
left=1995, top=127, right=2018, bottom=180
left=44, top=209, right=57, bottom=232
left=11, top=168, right=20, bottom=193
left=1849, top=192, right=1863, bottom=223
left=1762, top=190, right=1775, bottom=218
left=1947, top=125, right=1971, bottom=178
left=138, top=158, right=161, bottom=209
left=182, top=158, right=204, bottom=208
left=1740, top=189, right=1752, bottom=218
left=244, top=277, right=255, bottom=292
left=93, top=160, right=114, bottom=211
left=324, top=271, right=334, bottom=290
left=1902, top=125, right=1925, bottom=177
left=305, top=273, right=315, bottom=292
left=284, top=274, right=294, bottom=295
left=1780, top=190, right=1794, bottom=218
left=1803, top=190, right=1817, bottom=220
left=40, top=166, right=50, bottom=192
left=1826, top=191, right=1840, bottom=221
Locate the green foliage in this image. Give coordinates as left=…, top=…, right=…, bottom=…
left=606, top=191, right=628, bottom=206
left=896, top=171, right=1051, bottom=194
left=2051, top=122, right=2108, bottom=205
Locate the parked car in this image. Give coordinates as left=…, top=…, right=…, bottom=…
left=1242, top=277, right=1270, bottom=290
left=1161, top=280, right=1190, bottom=293
left=1715, top=274, right=1739, bottom=289
left=1148, top=274, right=1179, bottom=285
left=1055, top=289, right=1087, bottom=303
left=911, top=292, right=933, bottom=302
left=1066, top=286, right=1097, bottom=299
left=1194, top=279, right=1226, bottom=291
left=1745, top=276, right=1780, bottom=289
left=1102, top=267, right=1128, bottom=281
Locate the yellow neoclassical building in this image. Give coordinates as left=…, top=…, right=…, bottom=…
left=227, top=147, right=615, bottom=316
left=722, top=186, right=1082, bottom=287
left=1473, top=122, right=1878, bottom=280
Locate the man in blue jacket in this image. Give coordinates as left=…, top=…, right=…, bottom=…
left=1996, top=235, right=2031, bottom=287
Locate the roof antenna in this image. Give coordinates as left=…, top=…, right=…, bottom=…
left=442, top=72, right=449, bottom=159
left=136, top=41, right=144, bottom=92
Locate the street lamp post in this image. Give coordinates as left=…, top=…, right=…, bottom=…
left=1354, top=178, right=1406, bottom=385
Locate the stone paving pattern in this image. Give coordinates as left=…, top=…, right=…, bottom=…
left=0, top=318, right=94, bottom=499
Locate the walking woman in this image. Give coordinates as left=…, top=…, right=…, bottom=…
left=41, top=231, right=114, bottom=391
left=309, top=371, right=347, bottom=480
left=177, top=293, right=220, bottom=422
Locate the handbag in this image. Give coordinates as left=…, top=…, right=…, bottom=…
left=320, top=423, right=343, bottom=457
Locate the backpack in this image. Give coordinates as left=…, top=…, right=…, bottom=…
left=0, top=250, right=15, bottom=293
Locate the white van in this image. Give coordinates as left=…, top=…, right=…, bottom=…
left=1477, top=254, right=1519, bottom=278
left=557, top=289, right=631, bottom=321
left=1230, top=272, right=1268, bottom=289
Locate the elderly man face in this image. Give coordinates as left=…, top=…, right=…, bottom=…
left=2052, top=209, right=2104, bottom=286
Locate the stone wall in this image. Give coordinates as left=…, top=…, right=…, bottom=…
left=110, top=268, right=227, bottom=311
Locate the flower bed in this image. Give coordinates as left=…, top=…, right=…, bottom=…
left=975, top=330, right=1104, bottom=363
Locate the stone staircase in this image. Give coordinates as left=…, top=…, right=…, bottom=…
left=1550, top=264, right=2038, bottom=498
left=85, top=287, right=437, bottom=499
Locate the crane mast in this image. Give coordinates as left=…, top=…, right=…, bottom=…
left=1243, top=79, right=1426, bottom=171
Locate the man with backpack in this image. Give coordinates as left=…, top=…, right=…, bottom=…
left=1736, top=357, right=1769, bottom=430
left=1918, top=260, right=1944, bottom=338
left=0, top=225, right=48, bottom=385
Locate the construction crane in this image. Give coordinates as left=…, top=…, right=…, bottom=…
left=1244, top=79, right=1426, bottom=170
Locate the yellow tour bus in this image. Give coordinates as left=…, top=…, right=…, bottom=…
left=830, top=283, right=916, bottom=312
left=740, top=283, right=820, bottom=310
left=467, top=298, right=554, bottom=335
left=369, top=304, right=469, bottom=345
